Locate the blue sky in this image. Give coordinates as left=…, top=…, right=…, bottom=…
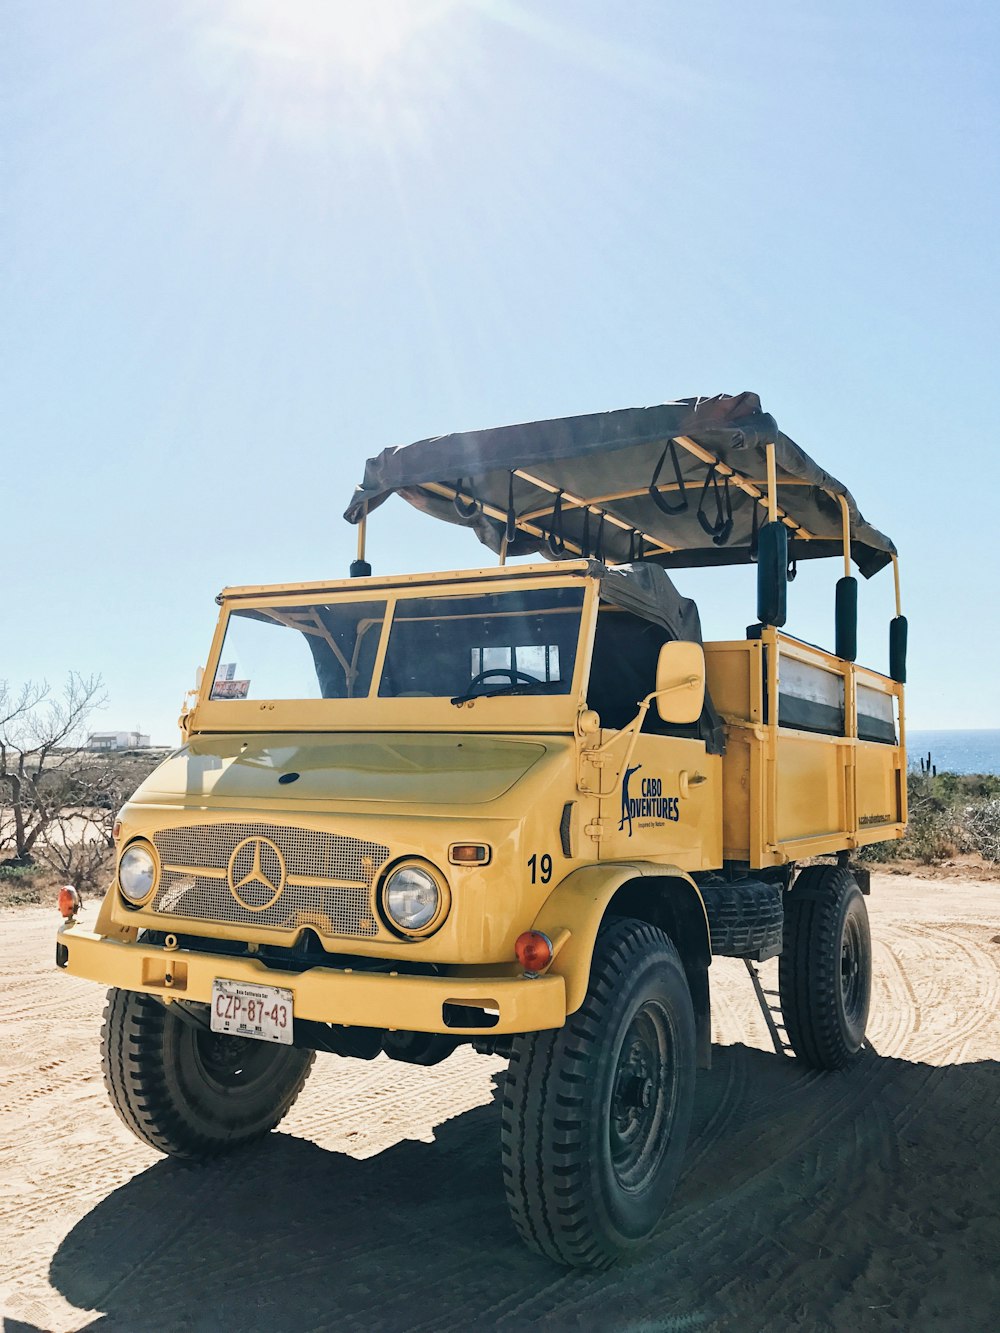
left=4, top=0, right=998, bottom=741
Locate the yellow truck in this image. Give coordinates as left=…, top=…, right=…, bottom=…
left=57, top=393, right=907, bottom=1268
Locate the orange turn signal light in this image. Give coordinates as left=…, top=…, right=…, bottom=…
left=112, top=820, right=122, bottom=842
left=515, top=930, right=553, bottom=974
left=448, top=843, right=491, bottom=865
left=58, top=885, right=81, bottom=919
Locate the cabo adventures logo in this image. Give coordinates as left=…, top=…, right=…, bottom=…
left=619, top=764, right=680, bottom=837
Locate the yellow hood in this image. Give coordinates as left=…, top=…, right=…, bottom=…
left=132, top=732, right=549, bottom=807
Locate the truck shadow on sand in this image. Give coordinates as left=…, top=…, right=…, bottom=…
left=45, top=1045, right=1000, bottom=1332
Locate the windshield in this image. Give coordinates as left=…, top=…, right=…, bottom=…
left=209, top=586, right=584, bottom=703
left=379, top=587, right=584, bottom=700
left=211, top=600, right=387, bottom=700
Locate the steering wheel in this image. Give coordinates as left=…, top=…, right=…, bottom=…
left=465, top=667, right=544, bottom=691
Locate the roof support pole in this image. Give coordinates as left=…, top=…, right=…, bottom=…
left=891, top=555, right=902, bottom=616
left=833, top=493, right=857, bottom=662
left=765, top=443, right=778, bottom=525
left=837, top=494, right=852, bottom=577
left=350, top=503, right=372, bottom=577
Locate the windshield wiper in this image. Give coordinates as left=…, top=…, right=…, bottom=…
left=450, top=683, right=538, bottom=707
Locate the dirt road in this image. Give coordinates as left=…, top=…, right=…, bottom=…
left=2, top=874, right=999, bottom=1332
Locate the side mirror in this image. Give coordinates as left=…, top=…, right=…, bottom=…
left=655, top=641, right=706, bottom=724
left=756, top=522, right=787, bottom=627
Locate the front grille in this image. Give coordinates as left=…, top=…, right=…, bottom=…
left=149, top=823, right=389, bottom=938
left=153, top=822, right=385, bottom=883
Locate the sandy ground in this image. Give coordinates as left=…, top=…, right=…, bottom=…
left=1, top=874, right=998, bottom=1332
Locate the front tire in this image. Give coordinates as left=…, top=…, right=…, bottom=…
left=501, top=918, right=696, bottom=1269
left=101, top=988, right=315, bottom=1159
left=779, top=864, right=872, bottom=1069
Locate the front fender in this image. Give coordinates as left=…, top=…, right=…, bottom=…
left=531, top=862, right=710, bottom=1016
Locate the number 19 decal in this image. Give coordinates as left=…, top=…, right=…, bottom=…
left=528, top=853, right=552, bottom=884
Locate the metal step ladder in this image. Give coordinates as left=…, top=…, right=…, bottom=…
left=744, top=958, right=794, bottom=1058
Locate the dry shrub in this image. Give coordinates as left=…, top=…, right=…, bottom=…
left=964, top=798, right=1000, bottom=863
left=36, top=831, right=115, bottom=898
left=861, top=771, right=1000, bottom=865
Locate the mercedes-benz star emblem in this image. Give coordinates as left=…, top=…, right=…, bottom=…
left=227, top=835, right=286, bottom=912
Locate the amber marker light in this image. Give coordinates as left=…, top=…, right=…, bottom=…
left=58, top=886, right=81, bottom=919
left=515, top=930, right=553, bottom=975
left=448, top=843, right=491, bottom=866
left=112, top=820, right=122, bottom=842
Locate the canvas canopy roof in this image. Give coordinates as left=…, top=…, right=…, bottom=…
left=344, top=392, right=896, bottom=579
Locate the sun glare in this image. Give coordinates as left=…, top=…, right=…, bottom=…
left=219, top=0, right=451, bottom=77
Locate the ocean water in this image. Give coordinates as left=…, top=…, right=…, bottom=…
left=906, top=730, right=1000, bottom=776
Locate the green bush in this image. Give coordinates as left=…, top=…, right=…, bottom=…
left=0, top=863, right=43, bottom=905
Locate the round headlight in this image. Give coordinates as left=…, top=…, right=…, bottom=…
left=381, top=863, right=447, bottom=937
left=119, top=842, right=157, bottom=903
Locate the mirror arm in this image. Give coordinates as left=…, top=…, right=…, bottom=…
left=587, top=679, right=699, bottom=759
left=582, top=678, right=701, bottom=798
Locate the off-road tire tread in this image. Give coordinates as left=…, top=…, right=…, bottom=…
left=500, top=918, right=693, bottom=1269
left=101, top=988, right=315, bottom=1159
left=700, top=881, right=784, bottom=957
left=779, top=865, right=870, bottom=1070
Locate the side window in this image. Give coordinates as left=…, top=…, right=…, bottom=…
left=587, top=609, right=668, bottom=731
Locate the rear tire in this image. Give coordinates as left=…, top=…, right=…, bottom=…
left=101, top=988, right=315, bottom=1159
left=501, top=918, right=696, bottom=1268
left=779, top=865, right=871, bottom=1069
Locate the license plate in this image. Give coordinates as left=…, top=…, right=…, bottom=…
left=210, top=978, right=293, bottom=1045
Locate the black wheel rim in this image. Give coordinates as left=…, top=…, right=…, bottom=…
left=839, top=910, right=866, bottom=1028
left=609, top=1000, right=676, bottom=1192
left=188, top=1028, right=283, bottom=1093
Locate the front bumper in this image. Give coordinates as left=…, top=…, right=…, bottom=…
left=56, top=924, right=566, bottom=1036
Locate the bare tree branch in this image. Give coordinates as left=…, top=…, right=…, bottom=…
left=0, top=674, right=107, bottom=865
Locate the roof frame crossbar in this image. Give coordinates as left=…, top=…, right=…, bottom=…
left=509, top=436, right=816, bottom=544
left=419, top=480, right=675, bottom=562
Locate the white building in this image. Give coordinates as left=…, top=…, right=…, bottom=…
left=87, top=731, right=151, bottom=751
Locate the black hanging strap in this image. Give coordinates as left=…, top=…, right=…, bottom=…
left=787, top=533, right=798, bottom=581
left=505, top=472, right=517, bottom=543
left=648, top=439, right=689, bottom=515
left=716, top=476, right=734, bottom=546
left=594, top=512, right=606, bottom=563
left=581, top=507, right=591, bottom=557
left=696, top=464, right=734, bottom=546
left=546, top=491, right=566, bottom=556
left=749, top=500, right=760, bottom=562
left=453, top=478, right=480, bottom=519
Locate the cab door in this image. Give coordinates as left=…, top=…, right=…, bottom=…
left=598, top=731, right=721, bottom=870
left=585, top=608, right=722, bottom=871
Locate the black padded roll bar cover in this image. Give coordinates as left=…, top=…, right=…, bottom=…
left=890, top=615, right=908, bottom=684
left=835, top=576, right=858, bottom=662
left=756, top=522, right=787, bottom=627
